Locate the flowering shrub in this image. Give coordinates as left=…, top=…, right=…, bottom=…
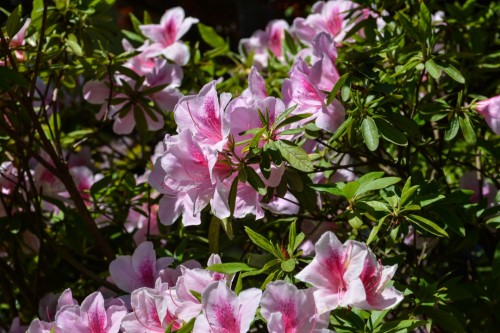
left=0, top=0, right=499, bottom=332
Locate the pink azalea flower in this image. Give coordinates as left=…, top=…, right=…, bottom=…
left=460, top=171, right=498, bottom=205
left=121, top=281, right=182, bottom=332
left=295, top=231, right=368, bottom=313
left=0, top=19, right=30, bottom=66
left=27, top=319, right=58, bottom=333
left=193, top=281, right=262, bottom=333
left=38, top=288, right=78, bottom=323
left=139, top=7, right=198, bottom=65
left=149, top=130, right=233, bottom=225
left=283, top=57, right=345, bottom=132
left=176, top=254, right=234, bottom=322
left=240, top=20, right=289, bottom=69
left=475, top=95, right=500, bottom=135
left=292, top=0, right=368, bottom=45
left=260, top=281, right=329, bottom=333
left=240, top=67, right=268, bottom=104
left=351, top=248, right=403, bottom=310
left=174, top=81, right=232, bottom=150
left=109, top=241, right=174, bottom=293
left=83, top=59, right=182, bottom=134
left=55, top=292, right=127, bottom=333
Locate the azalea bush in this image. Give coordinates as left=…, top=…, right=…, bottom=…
left=0, top=0, right=499, bottom=332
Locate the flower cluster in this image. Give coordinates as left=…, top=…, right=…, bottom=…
left=83, top=7, right=197, bottom=134
left=27, top=232, right=402, bottom=332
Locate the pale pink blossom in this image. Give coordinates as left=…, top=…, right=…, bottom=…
left=83, top=59, right=182, bottom=134
left=149, top=130, right=233, bottom=225
left=260, top=281, right=329, bottom=333
left=55, top=292, right=127, bottom=333
left=460, top=171, right=498, bottom=205
left=174, top=81, right=232, bottom=150
left=139, top=7, right=198, bottom=65
left=193, top=281, right=262, bottom=333
left=475, top=95, right=500, bottom=135
left=295, top=231, right=367, bottom=313
left=109, top=241, right=174, bottom=293
left=120, top=280, right=182, bottom=332
left=283, top=57, right=345, bottom=132
left=240, top=20, right=289, bottom=69
left=292, top=0, right=369, bottom=45
left=351, top=248, right=403, bottom=310
left=176, top=254, right=233, bottom=322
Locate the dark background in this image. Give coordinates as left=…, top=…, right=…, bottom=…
left=1, top=0, right=314, bottom=48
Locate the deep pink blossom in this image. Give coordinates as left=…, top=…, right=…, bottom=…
left=109, top=241, right=174, bottom=293
left=193, top=281, right=262, bottom=333
left=475, top=95, right=500, bottom=135
left=55, top=292, right=127, bottom=333
left=295, top=231, right=367, bottom=313
left=260, top=281, right=329, bottom=333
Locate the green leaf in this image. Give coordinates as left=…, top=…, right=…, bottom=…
left=327, top=73, right=349, bottom=105
left=348, top=212, right=364, bottom=229
left=401, top=181, right=419, bottom=207
left=407, top=214, right=449, bottom=237
left=358, top=172, right=385, bottom=184
left=208, top=215, right=220, bottom=254
left=331, top=116, right=353, bottom=141
left=309, top=183, right=344, bottom=196
left=445, top=116, right=460, bottom=141
left=275, top=140, right=314, bottom=172
left=419, top=2, right=432, bottom=40
left=442, top=64, right=465, bottom=84
left=287, top=220, right=297, bottom=255
left=417, top=306, right=465, bottom=333
left=283, top=30, right=297, bottom=55
left=398, top=12, right=420, bottom=41
left=198, top=23, right=226, bottom=49
left=355, top=177, right=401, bottom=197
left=228, top=176, right=238, bottom=217
left=425, top=59, right=442, bottom=80
left=274, top=113, right=312, bottom=130
left=374, top=320, right=426, bottom=333
left=361, top=117, right=379, bottom=151
left=206, top=262, right=255, bottom=274
left=367, top=216, right=387, bottom=245
left=459, top=116, right=476, bottom=144
left=6, top=5, right=22, bottom=38
left=274, top=105, right=298, bottom=127
left=342, top=181, right=360, bottom=199
left=341, top=83, right=351, bottom=101
left=0, top=67, right=29, bottom=90
left=245, top=166, right=267, bottom=195
left=281, top=258, right=296, bottom=272
left=66, top=34, right=83, bottom=57
left=176, top=318, right=195, bottom=333
left=375, top=118, right=408, bottom=146
left=245, top=227, right=282, bottom=259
